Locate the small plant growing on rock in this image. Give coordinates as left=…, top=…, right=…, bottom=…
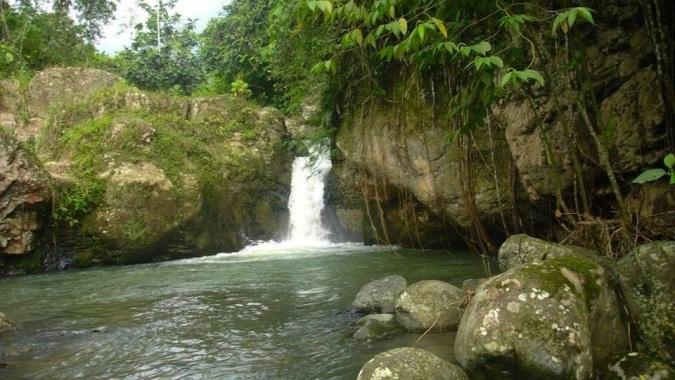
left=632, top=153, right=675, bottom=185
left=231, top=78, right=252, bottom=98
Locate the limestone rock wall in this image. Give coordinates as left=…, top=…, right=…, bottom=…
left=330, top=0, right=672, bottom=248
left=0, top=68, right=292, bottom=273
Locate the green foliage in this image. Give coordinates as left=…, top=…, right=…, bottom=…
left=632, top=154, right=675, bottom=185
left=501, top=69, right=545, bottom=87
left=0, top=2, right=110, bottom=77
left=231, top=78, right=252, bottom=97
left=552, top=7, right=594, bottom=36
left=112, top=0, right=203, bottom=95
left=201, top=0, right=277, bottom=101
left=55, top=180, right=105, bottom=227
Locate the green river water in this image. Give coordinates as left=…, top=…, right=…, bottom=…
left=0, top=244, right=486, bottom=379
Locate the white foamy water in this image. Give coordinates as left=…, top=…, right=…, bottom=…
left=286, top=145, right=332, bottom=245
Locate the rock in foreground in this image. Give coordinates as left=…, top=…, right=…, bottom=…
left=396, top=280, right=463, bottom=333
left=617, top=241, right=675, bottom=363
left=357, top=347, right=468, bottom=380
left=498, top=234, right=601, bottom=272
left=604, top=352, right=674, bottom=380
left=455, top=254, right=627, bottom=379
left=352, top=275, right=407, bottom=313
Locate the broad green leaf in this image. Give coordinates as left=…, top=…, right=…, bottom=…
left=632, top=168, right=667, bottom=184
left=353, top=28, right=363, bottom=46
left=307, top=0, right=317, bottom=12
left=388, top=5, right=395, bottom=18
left=310, top=62, right=324, bottom=73
left=471, top=41, right=492, bottom=55
left=399, top=18, right=408, bottom=36
left=552, top=12, right=567, bottom=35
left=4, top=52, right=13, bottom=63
left=671, top=172, right=675, bottom=185
left=365, top=32, right=377, bottom=48
left=431, top=17, right=447, bottom=38
left=417, top=25, right=426, bottom=41
left=500, top=71, right=515, bottom=87
left=316, top=0, right=332, bottom=15
left=567, top=9, right=577, bottom=28
left=444, top=41, right=457, bottom=53
left=517, top=69, right=545, bottom=85
left=488, top=56, right=504, bottom=68
left=664, top=153, right=675, bottom=169
left=576, top=7, right=594, bottom=24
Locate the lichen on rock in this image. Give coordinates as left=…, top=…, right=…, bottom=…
left=455, top=251, right=627, bottom=379
left=357, top=347, right=469, bottom=380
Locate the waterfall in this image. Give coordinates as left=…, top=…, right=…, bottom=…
left=287, top=146, right=332, bottom=244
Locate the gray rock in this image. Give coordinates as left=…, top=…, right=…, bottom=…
left=357, top=347, right=469, bottom=380
left=0, top=312, right=17, bottom=334
left=462, top=278, right=485, bottom=293
left=353, top=275, right=407, bottom=313
left=396, top=280, right=464, bottom=333
left=455, top=253, right=628, bottom=379
left=353, top=314, right=401, bottom=341
left=605, top=352, right=674, bottom=380
left=0, top=131, right=51, bottom=256
left=498, top=234, right=602, bottom=272
left=617, top=241, right=675, bottom=363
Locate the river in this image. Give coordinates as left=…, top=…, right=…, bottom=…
left=0, top=245, right=485, bottom=379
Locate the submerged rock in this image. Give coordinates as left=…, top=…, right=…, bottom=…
left=617, top=241, right=675, bottom=362
left=498, top=234, right=601, bottom=272
left=396, top=280, right=463, bottom=333
left=604, top=352, right=674, bottom=380
left=353, top=314, right=401, bottom=341
left=357, top=347, right=468, bottom=380
left=352, top=275, right=407, bottom=313
left=455, top=253, right=627, bottom=379
left=0, top=312, right=17, bottom=334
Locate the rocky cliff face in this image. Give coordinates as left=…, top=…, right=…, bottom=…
left=0, top=68, right=292, bottom=273
left=330, top=0, right=673, bottom=249
left=0, top=132, right=50, bottom=257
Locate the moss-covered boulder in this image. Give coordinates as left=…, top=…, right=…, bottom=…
left=604, top=352, right=674, bottom=380
left=357, top=347, right=469, bottom=380
left=352, top=275, right=407, bottom=313
left=455, top=253, right=628, bottom=379
left=498, top=234, right=603, bottom=272
left=617, top=241, right=675, bottom=363
left=1, top=67, right=293, bottom=268
left=395, top=280, right=464, bottom=333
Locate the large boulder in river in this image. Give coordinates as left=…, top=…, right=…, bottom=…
left=604, top=352, right=674, bottom=380
left=353, top=275, right=407, bottom=313
left=0, top=132, right=51, bottom=256
left=353, top=314, right=401, bottom=341
left=617, top=241, right=675, bottom=362
left=455, top=254, right=628, bottom=379
left=357, top=347, right=469, bottom=380
left=498, top=234, right=601, bottom=272
left=396, top=280, right=464, bottom=333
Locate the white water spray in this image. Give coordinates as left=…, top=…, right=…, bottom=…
left=287, top=146, right=332, bottom=244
